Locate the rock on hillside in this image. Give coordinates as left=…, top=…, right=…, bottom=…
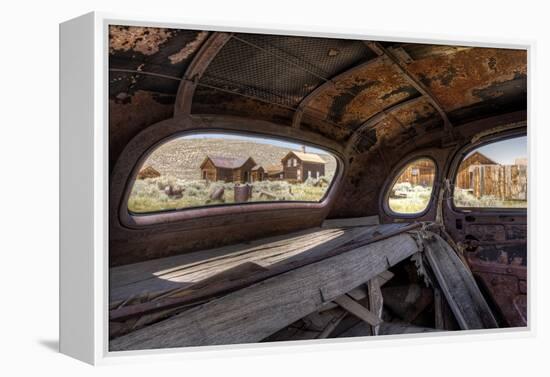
left=144, top=138, right=337, bottom=181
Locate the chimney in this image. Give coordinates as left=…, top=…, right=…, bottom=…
left=301, top=145, right=306, bottom=153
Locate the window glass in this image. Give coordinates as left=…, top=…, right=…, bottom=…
left=454, top=136, right=527, bottom=208
left=128, top=133, right=338, bottom=213
left=388, top=158, right=436, bottom=214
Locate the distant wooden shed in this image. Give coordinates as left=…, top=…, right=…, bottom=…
left=200, top=155, right=258, bottom=183
left=266, top=164, right=284, bottom=181
left=281, top=150, right=326, bottom=182
left=396, top=159, right=435, bottom=187
left=250, top=165, right=265, bottom=182
left=456, top=151, right=527, bottom=201
left=456, top=151, right=497, bottom=190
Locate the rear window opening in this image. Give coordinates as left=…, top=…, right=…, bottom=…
left=128, top=133, right=338, bottom=214
left=453, top=135, right=527, bottom=209
left=387, top=158, right=436, bottom=215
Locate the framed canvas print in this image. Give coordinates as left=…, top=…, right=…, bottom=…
left=60, top=12, right=531, bottom=365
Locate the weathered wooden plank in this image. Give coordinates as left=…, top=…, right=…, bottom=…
left=434, top=288, right=445, bottom=330
left=368, top=276, right=384, bottom=335
left=110, top=232, right=421, bottom=350
left=322, top=216, right=380, bottom=228
left=110, top=223, right=418, bottom=321
left=110, top=227, right=359, bottom=303
left=377, top=270, right=395, bottom=286
left=317, top=311, right=348, bottom=339
left=421, top=232, right=498, bottom=330
left=334, top=295, right=383, bottom=327
left=318, top=271, right=390, bottom=313
left=110, top=227, right=340, bottom=290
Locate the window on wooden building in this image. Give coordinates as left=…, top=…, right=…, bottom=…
left=127, top=133, right=338, bottom=214
left=453, top=136, right=527, bottom=209
left=388, top=158, right=436, bottom=215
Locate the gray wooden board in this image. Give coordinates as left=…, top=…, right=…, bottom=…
left=334, top=295, right=382, bottom=326
left=368, top=276, right=384, bottom=335
left=422, top=232, right=498, bottom=330
left=322, top=216, right=380, bottom=228
left=110, top=223, right=407, bottom=304
left=110, top=232, right=420, bottom=351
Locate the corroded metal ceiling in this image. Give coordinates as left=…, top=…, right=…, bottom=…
left=109, top=26, right=527, bottom=170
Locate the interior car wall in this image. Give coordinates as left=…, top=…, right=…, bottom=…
left=109, top=110, right=526, bottom=266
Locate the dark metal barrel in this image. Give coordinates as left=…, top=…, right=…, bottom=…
left=234, top=184, right=252, bottom=202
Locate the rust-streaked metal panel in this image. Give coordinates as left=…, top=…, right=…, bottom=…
left=303, top=57, right=420, bottom=131
left=390, top=97, right=439, bottom=126
left=404, top=47, right=527, bottom=120
left=109, top=90, right=175, bottom=171
left=191, top=87, right=295, bottom=126
left=109, top=27, right=208, bottom=99
left=300, top=112, right=354, bottom=142
left=373, top=116, right=425, bottom=150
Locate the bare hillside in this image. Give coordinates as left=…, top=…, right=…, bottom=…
left=143, top=138, right=337, bottom=180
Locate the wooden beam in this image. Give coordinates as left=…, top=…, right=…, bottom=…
left=434, top=288, right=445, bottom=330
left=334, top=294, right=383, bottom=327
left=174, top=32, right=233, bottom=115
left=110, top=232, right=421, bottom=350
left=421, top=232, right=498, bottom=330
left=367, top=276, right=384, bottom=335
left=322, top=215, right=380, bottom=228
left=110, top=223, right=418, bottom=321
left=316, top=311, right=347, bottom=339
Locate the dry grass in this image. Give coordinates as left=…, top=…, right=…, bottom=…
left=129, top=136, right=337, bottom=213
left=128, top=176, right=331, bottom=213
left=388, top=183, right=433, bottom=214
left=387, top=184, right=527, bottom=214
left=453, top=188, right=527, bottom=208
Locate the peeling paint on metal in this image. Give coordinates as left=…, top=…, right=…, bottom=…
left=168, top=31, right=209, bottom=64
left=305, top=57, right=419, bottom=130
left=109, top=26, right=173, bottom=55
left=405, top=48, right=527, bottom=112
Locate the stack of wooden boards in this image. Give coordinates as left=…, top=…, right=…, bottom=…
left=109, top=221, right=497, bottom=351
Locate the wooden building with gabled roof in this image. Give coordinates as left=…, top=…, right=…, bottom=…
left=199, top=155, right=258, bottom=183
left=456, top=151, right=498, bottom=191
left=266, top=164, right=284, bottom=180
left=282, top=149, right=326, bottom=182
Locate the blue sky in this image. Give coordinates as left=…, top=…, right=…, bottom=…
left=469, top=136, right=527, bottom=165
left=183, top=133, right=329, bottom=155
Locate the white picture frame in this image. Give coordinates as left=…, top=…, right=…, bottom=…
left=59, top=11, right=534, bottom=365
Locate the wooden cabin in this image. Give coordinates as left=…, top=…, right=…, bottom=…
left=266, top=164, right=284, bottom=180
left=456, top=151, right=497, bottom=190
left=396, top=159, right=435, bottom=187
left=456, top=152, right=527, bottom=200
left=250, top=165, right=265, bottom=182
left=281, top=150, right=326, bottom=182
left=199, top=155, right=257, bottom=183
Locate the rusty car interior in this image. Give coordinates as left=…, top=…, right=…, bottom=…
left=107, top=27, right=527, bottom=351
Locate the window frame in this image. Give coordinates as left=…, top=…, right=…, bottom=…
left=450, top=130, right=527, bottom=213
left=124, top=129, right=342, bottom=218
left=382, top=155, right=439, bottom=218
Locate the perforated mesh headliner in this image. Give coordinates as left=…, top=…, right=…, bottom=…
left=198, top=33, right=375, bottom=108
